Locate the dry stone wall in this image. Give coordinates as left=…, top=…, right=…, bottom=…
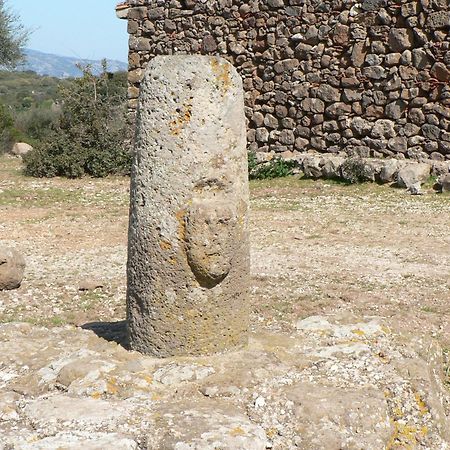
left=124, top=0, right=450, bottom=161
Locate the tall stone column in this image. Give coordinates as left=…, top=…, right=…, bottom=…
left=126, top=55, right=250, bottom=357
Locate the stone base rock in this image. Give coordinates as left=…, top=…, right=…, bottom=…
left=0, top=316, right=448, bottom=449
left=253, top=152, right=450, bottom=193
left=0, top=247, right=25, bottom=290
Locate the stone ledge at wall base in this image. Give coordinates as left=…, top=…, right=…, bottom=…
left=254, top=151, right=450, bottom=193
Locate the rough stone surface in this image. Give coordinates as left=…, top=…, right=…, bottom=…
left=396, top=163, right=431, bottom=189
left=0, top=247, right=25, bottom=291
left=127, top=56, right=250, bottom=357
left=438, top=173, right=450, bottom=193
left=0, top=318, right=448, bottom=449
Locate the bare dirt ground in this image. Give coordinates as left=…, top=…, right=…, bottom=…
left=1, top=154, right=449, bottom=374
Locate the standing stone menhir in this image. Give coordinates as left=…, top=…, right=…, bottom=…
left=126, top=55, right=250, bottom=357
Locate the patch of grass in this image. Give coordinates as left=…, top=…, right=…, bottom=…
left=423, top=175, right=438, bottom=189
left=0, top=186, right=83, bottom=207
left=0, top=313, right=68, bottom=327
left=420, top=306, right=438, bottom=314
left=79, top=290, right=106, bottom=311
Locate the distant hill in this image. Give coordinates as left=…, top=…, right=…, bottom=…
left=15, top=49, right=128, bottom=79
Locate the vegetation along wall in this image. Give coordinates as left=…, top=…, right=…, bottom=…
left=121, top=0, right=450, bottom=161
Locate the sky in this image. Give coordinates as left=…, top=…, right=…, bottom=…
left=9, top=0, right=128, bottom=62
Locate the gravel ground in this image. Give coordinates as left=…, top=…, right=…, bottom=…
left=1, top=154, right=449, bottom=372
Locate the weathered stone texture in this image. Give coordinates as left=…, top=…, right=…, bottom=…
left=122, top=0, right=450, bottom=162
left=127, top=56, right=249, bottom=357
left=0, top=247, right=25, bottom=291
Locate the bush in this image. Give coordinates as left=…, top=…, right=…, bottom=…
left=0, top=100, right=26, bottom=153
left=248, top=151, right=297, bottom=180
left=14, top=107, right=59, bottom=143
left=340, top=157, right=373, bottom=184
left=23, top=65, right=131, bottom=178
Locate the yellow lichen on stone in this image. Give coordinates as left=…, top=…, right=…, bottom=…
left=351, top=328, right=365, bottom=336
left=229, top=426, right=246, bottom=437
left=91, top=391, right=102, bottom=400
left=414, top=392, right=429, bottom=415
left=386, top=419, right=424, bottom=450
left=210, top=57, right=232, bottom=93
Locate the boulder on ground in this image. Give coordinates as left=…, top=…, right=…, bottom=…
left=302, top=155, right=323, bottom=178
left=379, top=159, right=401, bottom=183
left=322, top=156, right=344, bottom=179
left=11, top=142, right=33, bottom=157
left=0, top=247, right=25, bottom=290
left=396, top=163, right=431, bottom=189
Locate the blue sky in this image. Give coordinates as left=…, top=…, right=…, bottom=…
left=10, top=0, right=128, bottom=62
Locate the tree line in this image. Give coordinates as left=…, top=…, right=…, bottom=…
left=0, top=1, right=131, bottom=177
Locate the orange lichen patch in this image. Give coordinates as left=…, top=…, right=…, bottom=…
left=175, top=208, right=187, bottom=242
left=143, top=375, right=153, bottom=384
left=229, top=426, right=246, bottom=437
left=414, top=392, right=429, bottom=415
left=210, top=58, right=232, bottom=93
left=266, top=428, right=277, bottom=439
left=107, top=377, right=119, bottom=395
left=159, top=240, right=172, bottom=251
left=91, top=391, right=102, bottom=400
left=169, top=102, right=192, bottom=136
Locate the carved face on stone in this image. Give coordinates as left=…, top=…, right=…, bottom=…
left=185, top=199, right=237, bottom=289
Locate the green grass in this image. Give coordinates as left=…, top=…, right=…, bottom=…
left=0, top=186, right=83, bottom=207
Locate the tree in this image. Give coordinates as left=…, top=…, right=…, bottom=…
left=23, top=66, right=131, bottom=178
left=0, top=0, right=29, bottom=68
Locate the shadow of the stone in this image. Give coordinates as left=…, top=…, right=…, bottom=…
left=81, top=320, right=129, bottom=349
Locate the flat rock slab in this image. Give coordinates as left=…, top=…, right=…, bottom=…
left=16, top=433, right=138, bottom=450
left=24, top=395, right=129, bottom=426
left=0, top=317, right=448, bottom=449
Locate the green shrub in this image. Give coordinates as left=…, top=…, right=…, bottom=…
left=340, top=157, right=372, bottom=184
left=23, top=65, right=131, bottom=178
left=248, top=152, right=297, bottom=180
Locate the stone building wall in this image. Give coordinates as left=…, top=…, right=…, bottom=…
left=122, top=0, right=450, bottom=161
